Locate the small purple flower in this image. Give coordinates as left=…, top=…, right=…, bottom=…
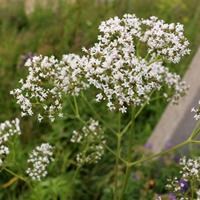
left=168, top=193, right=176, bottom=200
left=179, top=179, right=189, bottom=192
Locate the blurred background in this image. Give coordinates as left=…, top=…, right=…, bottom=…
left=0, top=0, right=199, bottom=199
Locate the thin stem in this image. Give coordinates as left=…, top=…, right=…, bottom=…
left=145, top=52, right=149, bottom=60
left=114, top=112, right=122, bottom=200
left=120, top=107, right=135, bottom=198
left=114, top=133, right=121, bottom=200
left=128, top=108, right=135, bottom=160
left=68, top=96, right=76, bottom=115
left=191, top=178, right=194, bottom=200
left=136, top=41, right=140, bottom=57
left=73, top=96, right=80, bottom=117
left=130, top=139, right=190, bottom=167
left=71, top=96, right=87, bottom=126
left=118, top=112, right=121, bottom=133
left=121, top=121, right=132, bottom=136
left=104, top=144, right=127, bottom=164
left=81, top=93, right=115, bottom=134
left=135, top=102, right=147, bottom=120
left=134, top=90, right=157, bottom=120
left=121, top=98, right=152, bottom=138
left=76, top=115, right=87, bottom=126
left=191, top=140, right=200, bottom=144
left=189, top=120, right=200, bottom=139
left=72, top=166, right=80, bottom=183
left=3, top=167, right=31, bottom=188
left=4, top=168, right=26, bottom=182
left=1, top=177, right=18, bottom=188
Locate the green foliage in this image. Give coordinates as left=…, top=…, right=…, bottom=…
left=22, top=175, right=73, bottom=200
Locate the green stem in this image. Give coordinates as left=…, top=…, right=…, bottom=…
left=134, top=90, right=157, bottom=120
left=73, top=96, right=80, bottom=118
left=114, top=112, right=122, bottom=200
left=136, top=41, right=140, bottom=57
left=114, top=133, right=121, bottom=200
left=72, top=166, right=80, bottom=183
left=130, top=139, right=190, bottom=167
left=128, top=122, right=200, bottom=168
left=104, top=144, right=127, bottom=164
left=1, top=176, right=18, bottom=188
left=81, top=93, right=115, bottom=134
left=3, top=167, right=31, bottom=188
left=120, top=108, right=135, bottom=199
left=134, top=102, right=147, bottom=120
left=189, top=120, right=200, bottom=139
left=191, top=178, right=195, bottom=200
left=121, top=98, right=151, bottom=137
left=121, top=121, right=132, bottom=136
left=191, top=140, right=200, bottom=144
left=128, top=108, right=135, bottom=160
left=76, top=115, right=87, bottom=126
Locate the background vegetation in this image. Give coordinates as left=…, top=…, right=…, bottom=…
left=0, top=0, right=199, bottom=199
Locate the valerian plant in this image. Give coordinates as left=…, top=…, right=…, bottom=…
left=1, top=13, right=199, bottom=199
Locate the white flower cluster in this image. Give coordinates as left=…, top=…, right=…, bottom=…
left=191, top=100, right=200, bottom=120
left=11, top=14, right=190, bottom=118
left=71, top=119, right=106, bottom=165
left=83, top=14, right=189, bottom=112
left=26, top=143, right=54, bottom=181
left=179, top=157, right=200, bottom=179
left=97, top=14, right=190, bottom=63
left=166, top=157, right=200, bottom=199
left=56, top=54, right=89, bottom=96
left=11, top=54, right=89, bottom=121
left=163, top=70, right=188, bottom=104
left=10, top=55, right=63, bottom=122
left=140, top=16, right=190, bottom=63
left=166, top=177, right=186, bottom=198
left=0, top=118, right=21, bottom=166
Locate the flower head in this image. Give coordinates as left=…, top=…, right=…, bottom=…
left=166, top=157, right=200, bottom=199
left=26, top=143, right=54, bottom=181
left=71, top=119, right=106, bottom=165
left=10, top=55, right=62, bottom=122
left=83, top=14, right=189, bottom=112
left=0, top=118, right=21, bottom=166
left=55, top=54, right=89, bottom=96
left=140, top=16, right=190, bottom=63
